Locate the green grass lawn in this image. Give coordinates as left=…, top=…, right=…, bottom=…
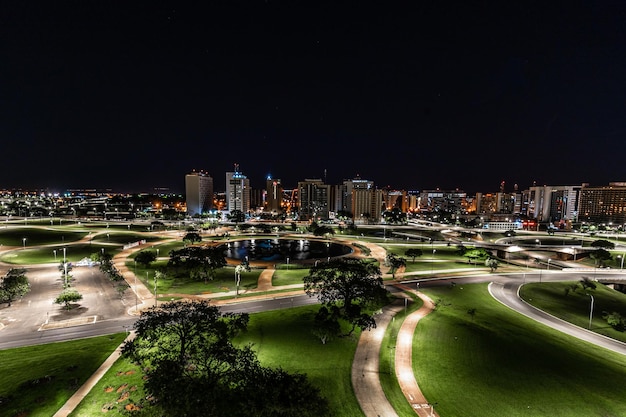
left=70, top=305, right=363, bottom=416
left=0, top=226, right=87, bottom=247
left=0, top=334, right=126, bottom=417
left=130, top=261, right=261, bottom=295
left=235, top=305, right=364, bottom=416
left=271, top=267, right=309, bottom=286
left=417, top=283, right=626, bottom=417
left=521, top=281, right=626, bottom=343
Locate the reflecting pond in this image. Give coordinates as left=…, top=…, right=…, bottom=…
left=219, top=238, right=353, bottom=261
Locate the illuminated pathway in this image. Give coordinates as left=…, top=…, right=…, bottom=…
left=394, top=287, right=439, bottom=416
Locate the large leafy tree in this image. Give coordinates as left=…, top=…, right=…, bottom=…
left=591, top=239, right=615, bottom=250
left=590, top=248, right=612, bottom=267
left=54, top=288, right=83, bottom=310
left=227, top=209, right=246, bottom=224
left=303, top=258, right=389, bottom=336
left=404, top=248, right=423, bottom=262
left=385, top=253, right=406, bottom=279
left=382, top=207, right=407, bottom=225
left=0, top=268, right=30, bottom=306
left=122, top=300, right=329, bottom=417
left=168, top=246, right=227, bottom=283
left=134, top=250, right=157, bottom=267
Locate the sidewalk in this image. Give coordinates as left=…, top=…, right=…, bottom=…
left=52, top=331, right=135, bottom=417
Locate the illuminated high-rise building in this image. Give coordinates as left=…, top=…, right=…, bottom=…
left=185, top=170, right=213, bottom=216
left=226, top=164, right=250, bottom=213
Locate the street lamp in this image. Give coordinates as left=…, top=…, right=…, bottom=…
left=53, top=249, right=57, bottom=260
left=134, top=272, right=138, bottom=314
left=588, top=293, right=595, bottom=329
left=22, top=237, right=26, bottom=249
left=151, top=272, right=156, bottom=307
left=535, top=239, right=540, bottom=247
left=234, top=265, right=243, bottom=297
left=286, top=257, right=289, bottom=270
left=547, top=258, right=552, bottom=270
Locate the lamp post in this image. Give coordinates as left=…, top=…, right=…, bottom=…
left=22, top=237, right=26, bottom=250
left=547, top=258, right=552, bottom=270
left=151, top=272, right=156, bottom=307
left=234, top=265, right=243, bottom=297
left=53, top=249, right=57, bottom=260
left=286, top=257, right=289, bottom=270
left=588, top=294, right=595, bottom=329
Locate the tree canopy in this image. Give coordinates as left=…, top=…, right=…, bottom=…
left=122, top=300, right=329, bottom=417
left=134, top=250, right=157, bottom=267
left=303, top=258, right=389, bottom=336
left=168, top=246, right=227, bottom=283
left=0, top=268, right=30, bottom=306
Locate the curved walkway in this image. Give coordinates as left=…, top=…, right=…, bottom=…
left=351, top=241, right=439, bottom=417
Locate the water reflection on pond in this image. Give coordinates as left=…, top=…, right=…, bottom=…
left=219, top=239, right=352, bottom=261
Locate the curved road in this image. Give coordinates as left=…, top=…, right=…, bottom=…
left=489, top=279, right=626, bottom=356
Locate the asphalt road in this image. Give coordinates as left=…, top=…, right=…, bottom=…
left=0, top=261, right=320, bottom=350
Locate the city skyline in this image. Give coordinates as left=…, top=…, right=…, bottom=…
left=3, top=2, right=626, bottom=193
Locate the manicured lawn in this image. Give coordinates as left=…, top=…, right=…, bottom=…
left=0, top=227, right=87, bottom=247
left=0, top=334, right=126, bottom=417
left=521, top=281, right=626, bottom=343
left=0, top=243, right=113, bottom=265
left=71, top=305, right=363, bottom=416
left=235, top=305, right=364, bottom=416
left=131, top=261, right=261, bottom=295
left=271, top=267, right=309, bottom=286
left=417, top=283, right=626, bottom=417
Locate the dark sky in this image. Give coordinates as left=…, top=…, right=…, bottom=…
left=2, top=1, right=626, bottom=194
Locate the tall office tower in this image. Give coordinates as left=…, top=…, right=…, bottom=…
left=226, top=164, right=250, bottom=213
left=341, top=176, right=374, bottom=214
left=265, top=175, right=283, bottom=213
left=578, top=182, right=626, bottom=225
left=352, top=188, right=384, bottom=223
left=418, top=189, right=467, bottom=214
left=185, top=170, right=214, bottom=216
left=297, top=178, right=330, bottom=221
left=522, top=184, right=581, bottom=224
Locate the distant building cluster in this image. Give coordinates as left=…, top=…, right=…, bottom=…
left=184, top=166, right=626, bottom=230
left=2, top=171, right=626, bottom=231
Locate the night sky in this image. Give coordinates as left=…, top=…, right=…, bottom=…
left=2, top=1, right=626, bottom=194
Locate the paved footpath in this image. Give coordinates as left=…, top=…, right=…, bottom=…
left=52, top=331, right=135, bottom=417
left=351, top=288, right=439, bottom=417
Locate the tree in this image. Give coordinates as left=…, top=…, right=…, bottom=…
left=168, top=246, right=227, bottom=283
left=485, top=257, right=499, bottom=272
left=122, top=300, right=329, bottom=417
left=591, top=239, right=615, bottom=250
left=0, top=268, right=30, bottom=306
left=405, top=248, right=423, bottom=262
left=134, top=250, right=157, bottom=267
left=590, top=248, right=612, bottom=267
left=382, top=207, right=407, bottom=225
left=464, top=248, right=489, bottom=264
left=227, top=209, right=245, bottom=223
left=303, top=258, right=389, bottom=337
left=183, top=231, right=202, bottom=245
left=54, top=288, right=83, bottom=310
left=385, top=253, right=406, bottom=279
left=313, top=225, right=335, bottom=238
left=580, top=276, right=597, bottom=290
